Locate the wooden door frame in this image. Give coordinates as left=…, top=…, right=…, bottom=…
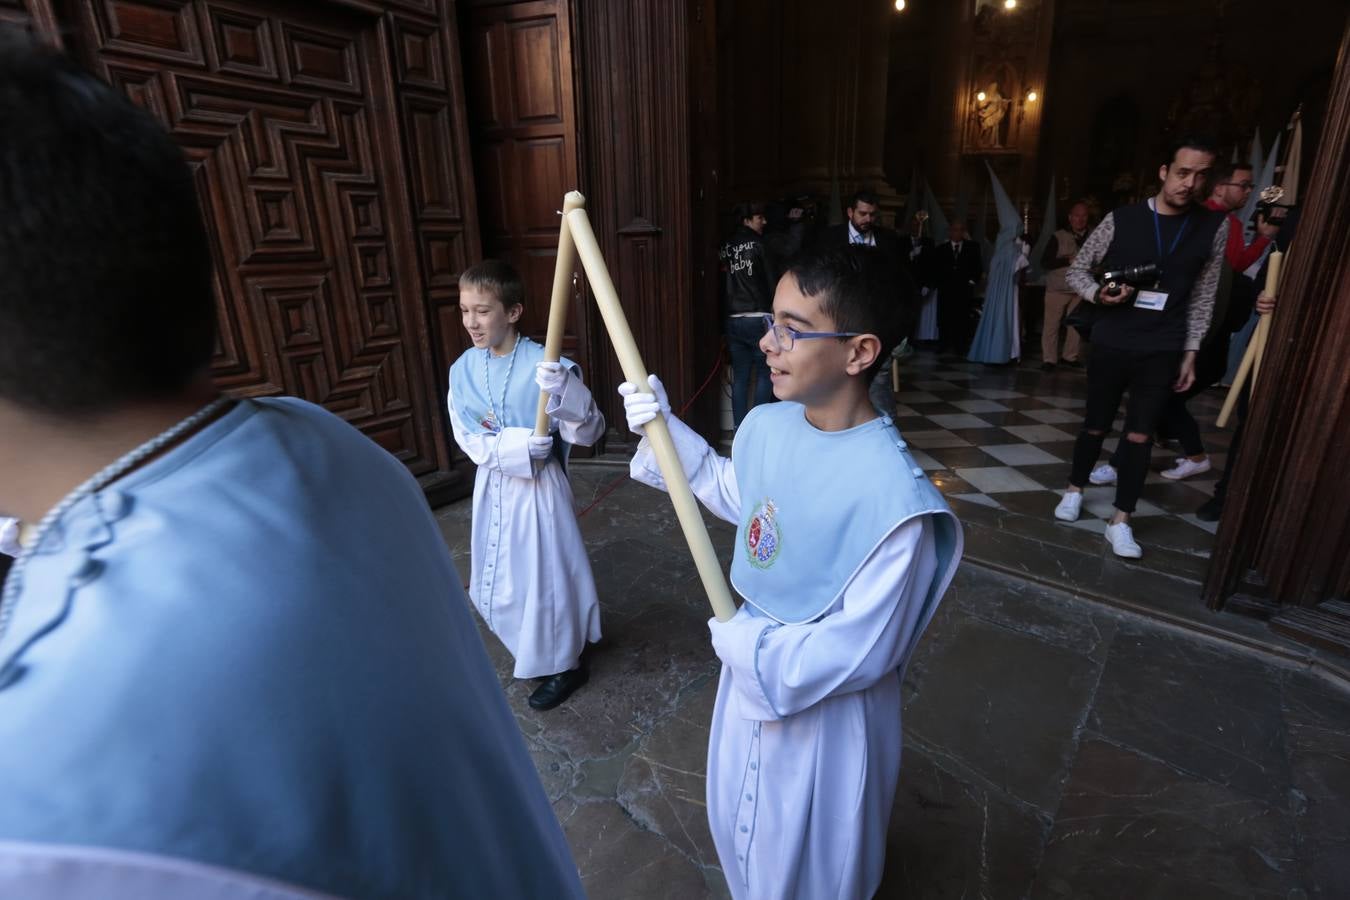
left=1203, top=20, right=1350, bottom=615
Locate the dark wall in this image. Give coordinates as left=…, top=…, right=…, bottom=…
left=1039, top=0, right=1348, bottom=214
left=718, top=0, right=896, bottom=217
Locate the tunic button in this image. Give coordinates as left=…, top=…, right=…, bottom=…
left=739, top=825, right=749, bottom=834
left=912, top=466, right=925, bottom=477
left=99, top=490, right=132, bottom=521
left=746, top=794, right=753, bottom=801
left=749, top=762, right=758, bottom=771
left=896, top=440, right=908, bottom=450
left=69, top=557, right=103, bottom=588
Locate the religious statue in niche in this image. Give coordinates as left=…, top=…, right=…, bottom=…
left=975, top=81, right=1013, bottom=148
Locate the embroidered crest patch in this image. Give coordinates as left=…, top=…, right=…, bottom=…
left=744, top=499, right=781, bottom=569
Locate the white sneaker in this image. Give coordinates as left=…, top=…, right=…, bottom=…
left=1104, top=521, right=1143, bottom=558
left=1054, top=491, right=1083, bottom=522
left=1088, top=463, right=1117, bottom=485
left=1161, top=456, right=1212, bottom=480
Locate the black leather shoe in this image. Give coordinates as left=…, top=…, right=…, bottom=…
left=528, top=667, right=589, bottom=711
left=1195, top=497, right=1223, bottom=522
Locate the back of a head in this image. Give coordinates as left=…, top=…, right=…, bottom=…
left=788, top=245, right=915, bottom=377
left=0, top=29, right=215, bottom=416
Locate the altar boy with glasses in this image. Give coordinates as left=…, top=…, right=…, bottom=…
left=620, top=245, right=963, bottom=899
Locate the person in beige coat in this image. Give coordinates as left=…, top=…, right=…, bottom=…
left=1039, top=201, right=1091, bottom=368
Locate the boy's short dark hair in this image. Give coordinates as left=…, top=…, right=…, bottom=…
left=732, top=201, right=766, bottom=223
left=1162, top=134, right=1218, bottom=168
left=0, top=28, right=216, bottom=415
left=787, top=246, right=914, bottom=377
left=848, top=189, right=881, bottom=210
left=459, top=259, right=525, bottom=310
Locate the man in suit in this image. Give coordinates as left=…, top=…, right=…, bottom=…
left=819, top=189, right=903, bottom=263
left=932, top=221, right=982, bottom=353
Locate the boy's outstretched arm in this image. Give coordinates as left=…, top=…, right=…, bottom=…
left=535, top=361, right=605, bottom=447
left=447, top=382, right=549, bottom=479
left=620, top=375, right=741, bottom=524
left=710, top=517, right=939, bottom=720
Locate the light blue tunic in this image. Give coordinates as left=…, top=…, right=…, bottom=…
left=729, top=401, right=960, bottom=625
left=446, top=337, right=604, bottom=678
left=0, top=398, right=583, bottom=898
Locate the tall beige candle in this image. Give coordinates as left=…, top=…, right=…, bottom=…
left=535, top=191, right=587, bottom=436
left=565, top=207, right=737, bottom=622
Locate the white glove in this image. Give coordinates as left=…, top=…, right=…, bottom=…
left=0, top=517, right=21, bottom=558
left=527, top=435, right=554, bottom=461
left=535, top=361, right=570, bottom=398
left=618, top=374, right=671, bottom=436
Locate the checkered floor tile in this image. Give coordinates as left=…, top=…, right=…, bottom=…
left=890, top=348, right=1228, bottom=558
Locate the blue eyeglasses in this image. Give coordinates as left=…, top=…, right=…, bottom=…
left=760, top=313, right=860, bottom=352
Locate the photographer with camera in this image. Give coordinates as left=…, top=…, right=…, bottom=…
left=1052, top=136, right=1228, bottom=559
left=1087, top=160, right=1281, bottom=488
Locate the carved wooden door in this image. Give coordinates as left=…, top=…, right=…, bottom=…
left=0, top=0, right=58, bottom=38
left=22, top=0, right=482, bottom=497
left=461, top=0, right=590, bottom=371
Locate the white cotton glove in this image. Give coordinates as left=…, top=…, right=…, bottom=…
left=0, top=517, right=22, bottom=558
left=535, top=361, right=570, bottom=398
left=527, top=435, right=554, bottom=461
left=618, top=374, right=671, bottom=436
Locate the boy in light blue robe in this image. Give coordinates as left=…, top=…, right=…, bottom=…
left=0, top=32, right=581, bottom=898
left=447, top=261, right=605, bottom=711
left=620, top=246, right=963, bottom=899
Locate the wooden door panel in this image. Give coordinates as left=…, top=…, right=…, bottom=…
left=474, top=140, right=513, bottom=238
left=464, top=23, right=504, bottom=126
left=462, top=0, right=587, bottom=373
left=0, top=0, right=63, bottom=41
left=5, top=0, right=484, bottom=497
left=81, top=1, right=442, bottom=474
left=507, top=18, right=561, bottom=121
left=0, top=0, right=33, bottom=27
left=519, top=137, right=568, bottom=232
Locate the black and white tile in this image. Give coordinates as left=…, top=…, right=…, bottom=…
left=893, top=348, right=1228, bottom=558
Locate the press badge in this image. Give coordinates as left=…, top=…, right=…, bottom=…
left=1134, top=290, right=1168, bottom=311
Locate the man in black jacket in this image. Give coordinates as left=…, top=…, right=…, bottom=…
left=720, top=202, right=775, bottom=426
left=931, top=221, right=982, bottom=353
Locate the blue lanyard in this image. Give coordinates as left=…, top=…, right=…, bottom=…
left=1151, top=200, right=1191, bottom=264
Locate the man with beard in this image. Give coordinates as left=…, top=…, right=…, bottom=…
left=1053, top=136, right=1227, bottom=559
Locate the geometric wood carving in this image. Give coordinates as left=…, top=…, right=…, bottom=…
left=77, top=0, right=453, bottom=476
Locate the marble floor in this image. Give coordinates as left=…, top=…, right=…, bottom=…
left=434, top=463, right=1350, bottom=900
left=889, top=347, right=1229, bottom=555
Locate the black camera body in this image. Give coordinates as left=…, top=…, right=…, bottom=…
left=1250, top=185, right=1291, bottom=228
left=1101, top=263, right=1159, bottom=292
